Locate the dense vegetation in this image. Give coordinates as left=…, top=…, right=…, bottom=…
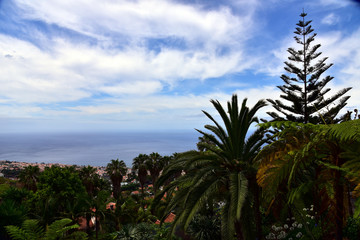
left=1, top=11, right=360, bottom=240
left=0, top=155, right=174, bottom=240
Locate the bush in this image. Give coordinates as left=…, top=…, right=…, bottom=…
left=344, top=217, right=360, bottom=240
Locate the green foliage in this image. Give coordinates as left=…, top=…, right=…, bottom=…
left=36, top=166, right=86, bottom=201
left=5, top=218, right=87, bottom=240
left=109, top=223, right=170, bottom=240
left=355, top=197, right=360, bottom=218
left=6, top=219, right=44, bottom=240
left=28, top=166, right=86, bottom=225
left=344, top=217, right=360, bottom=240
left=0, top=182, right=10, bottom=198
left=146, top=153, right=168, bottom=194
left=0, top=176, right=6, bottom=184
left=326, top=119, right=360, bottom=142
left=109, top=223, right=153, bottom=240
left=186, top=214, right=221, bottom=240
left=106, top=159, right=127, bottom=200
left=258, top=119, right=360, bottom=239
left=122, top=182, right=140, bottom=192
left=264, top=205, right=326, bottom=240
left=0, top=176, right=14, bottom=197
left=155, top=95, right=267, bottom=239
left=0, top=200, right=27, bottom=238
left=112, top=196, right=156, bottom=227
left=1, top=167, right=22, bottom=178
left=19, top=165, right=40, bottom=192
left=132, top=154, right=149, bottom=193
left=1, top=187, right=32, bottom=205
left=44, top=218, right=85, bottom=240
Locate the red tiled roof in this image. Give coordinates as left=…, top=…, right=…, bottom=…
left=106, top=202, right=116, bottom=210
left=155, top=213, right=176, bottom=224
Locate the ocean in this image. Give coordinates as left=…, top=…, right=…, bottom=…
left=0, top=131, right=200, bottom=167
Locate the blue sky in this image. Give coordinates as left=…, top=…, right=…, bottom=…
left=0, top=0, right=360, bottom=133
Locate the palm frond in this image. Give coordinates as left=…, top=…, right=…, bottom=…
left=45, top=218, right=78, bottom=240
left=326, top=119, right=360, bottom=142
left=5, top=219, right=44, bottom=240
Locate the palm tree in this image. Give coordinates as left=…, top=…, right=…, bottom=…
left=78, top=166, right=96, bottom=235
left=146, top=153, right=162, bottom=183
left=18, top=165, right=40, bottom=192
left=78, top=165, right=109, bottom=235
left=132, top=154, right=149, bottom=196
left=145, top=152, right=164, bottom=194
left=91, top=190, right=110, bottom=239
left=79, top=166, right=97, bottom=197
left=106, top=159, right=127, bottom=200
left=155, top=95, right=267, bottom=239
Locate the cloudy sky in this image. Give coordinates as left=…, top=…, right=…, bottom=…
left=0, top=0, right=359, bottom=133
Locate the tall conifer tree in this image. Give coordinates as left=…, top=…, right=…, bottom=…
left=267, top=11, right=351, bottom=124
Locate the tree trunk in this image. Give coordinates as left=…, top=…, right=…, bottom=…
left=334, top=153, right=344, bottom=240
left=95, top=217, right=99, bottom=240
left=234, top=220, right=244, bottom=240
left=254, top=184, right=262, bottom=240
left=86, top=212, right=91, bottom=235
left=347, top=182, right=353, bottom=217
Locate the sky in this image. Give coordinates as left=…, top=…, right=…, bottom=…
left=0, top=0, right=360, bottom=133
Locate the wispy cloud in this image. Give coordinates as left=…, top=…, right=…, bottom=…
left=321, top=13, right=340, bottom=25
left=14, top=0, right=254, bottom=48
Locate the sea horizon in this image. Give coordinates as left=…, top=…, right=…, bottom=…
left=0, top=130, right=200, bottom=167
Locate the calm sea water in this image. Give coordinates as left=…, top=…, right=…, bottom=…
left=0, top=131, right=200, bottom=167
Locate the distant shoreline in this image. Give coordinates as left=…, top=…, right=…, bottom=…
left=0, top=160, right=109, bottom=178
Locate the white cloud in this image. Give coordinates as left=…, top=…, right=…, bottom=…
left=14, top=0, right=253, bottom=49
left=0, top=105, right=43, bottom=118
left=62, top=86, right=278, bottom=123
left=0, top=0, right=262, bottom=107
left=321, top=13, right=340, bottom=25
left=316, top=28, right=360, bottom=88
left=317, top=0, right=351, bottom=7
left=304, top=0, right=352, bottom=9
left=3, top=0, right=358, bottom=132
left=99, top=81, right=163, bottom=96
left=0, top=35, right=90, bottom=103
left=0, top=34, right=252, bottom=104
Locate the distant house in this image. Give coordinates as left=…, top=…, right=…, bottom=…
left=106, top=202, right=116, bottom=211
left=77, top=216, right=95, bottom=230
left=155, top=213, right=175, bottom=224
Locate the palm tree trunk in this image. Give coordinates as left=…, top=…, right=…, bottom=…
left=95, top=217, right=99, bottom=240
left=334, top=162, right=344, bottom=240
left=234, top=220, right=244, bottom=240
left=86, top=213, right=91, bottom=235
left=141, top=183, right=144, bottom=197
left=254, top=184, right=262, bottom=240
left=332, top=143, right=344, bottom=240
left=347, top=182, right=353, bottom=217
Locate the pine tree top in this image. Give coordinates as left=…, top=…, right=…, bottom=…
left=267, top=11, right=351, bottom=124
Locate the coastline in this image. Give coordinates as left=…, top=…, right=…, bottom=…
left=0, top=160, right=108, bottom=178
